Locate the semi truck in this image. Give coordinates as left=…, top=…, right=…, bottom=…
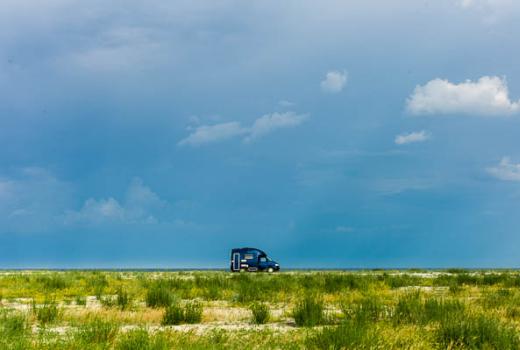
left=230, top=247, right=280, bottom=272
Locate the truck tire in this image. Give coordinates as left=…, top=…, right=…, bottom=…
left=267, top=267, right=274, bottom=273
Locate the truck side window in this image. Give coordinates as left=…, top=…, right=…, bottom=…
left=259, top=257, right=267, bottom=262
left=244, top=254, right=253, bottom=260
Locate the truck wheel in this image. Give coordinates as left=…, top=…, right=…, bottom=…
left=267, top=267, right=274, bottom=273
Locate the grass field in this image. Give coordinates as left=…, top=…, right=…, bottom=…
left=1, top=269, right=520, bottom=349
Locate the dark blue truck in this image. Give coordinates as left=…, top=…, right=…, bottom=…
left=230, top=247, right=280, bottom=272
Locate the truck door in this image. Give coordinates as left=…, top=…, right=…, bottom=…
left=258, top=255, right=268, bottom=270
left=232, top=252, right=240, bottom=271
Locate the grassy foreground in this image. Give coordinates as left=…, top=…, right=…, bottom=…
left=1, top=269, right=520, bottom=349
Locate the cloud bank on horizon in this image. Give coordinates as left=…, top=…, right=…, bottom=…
left=1, top=0, right=520, bottom=267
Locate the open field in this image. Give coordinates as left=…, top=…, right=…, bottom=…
left=1, top=270, right=520, bottom=349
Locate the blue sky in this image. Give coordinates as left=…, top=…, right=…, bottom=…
left=1, top=0, right=520, bottom=268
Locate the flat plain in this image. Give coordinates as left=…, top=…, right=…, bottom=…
left=1, top=269, right=520, bottom=349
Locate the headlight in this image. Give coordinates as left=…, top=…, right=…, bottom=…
left=275, top=263, right=279, bottom=266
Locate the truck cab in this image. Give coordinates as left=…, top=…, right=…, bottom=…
left=230, top=247, right=280, bottom=272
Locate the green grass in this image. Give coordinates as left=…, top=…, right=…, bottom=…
left=342, top=295, right=387, bottom=323
left=307, top=320, right=383, bottom=349
left=183, top=301, right=203, bottom=324
left=293, top=294, right=326, bottom=327
left=162, top=301, right=203, bottom=325
left=1, top=270, right=520, bottom=349
left=33, top=298, right=60, bottom=325
left=74, top=318, right=119, bottom=347
left=250, top=302, right=270, bottom=324
left=436, top=314, right=520, bottom=349
left=145, top=284, right=174, bottom=308
left=115, top=328, right=169, bottom=350
left=75, top=295, right=87, bottom=306
left=116, top=287, right=131, bottom=310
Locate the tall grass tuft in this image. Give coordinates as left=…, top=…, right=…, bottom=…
left=436, top=314, right=520, bottom=349
left=0, top=310, right=28, bottom=338
left=393, top=292, right=423, bottom=324
left=162, top=303, right=184, bottom=325
left=0, top=310, right=30, bottom=349
left=75, top=295, right=87, bottom=306
left=162, top=301, right=203, bottom=325
left=393, top=292, right=465, bottom=325
left=183, top=301, right=203, bottom=324
left=115, top=328, right=170, bottom=350
left=307, top=320, right=383, bottom=349
left=146, top=284, right=174, bottom=308
left=116, top=287, right=131, bottom=310
left=37, top=274, right=70, bottom=290
left=342, top=296, right=387, bottom=323
left=33, top=298, right=60, bottom=325
left=293, top=294, right=326, bottom=327
left=250, top=302, right=270, bottom=324
left=87, top=273, right=109, bottom=299
left=75, top=318, right=119, bottom=346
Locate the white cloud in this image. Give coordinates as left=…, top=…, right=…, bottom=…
left=395, top=130, right=431, bottom=145
left=486, top=157, right=520, bottom=181
left=179, top=112, right=308, bottom=146
left=407, top=76, right=520, bottom=116
left=178, top=122, right=247, bottom=146
left=64, top=178, right=165, bottom=224
left=320, top=70, right=347, bottom=93
left=244, top=112, right=308, bottom=143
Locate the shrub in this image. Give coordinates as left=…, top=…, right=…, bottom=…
left=183, top=301, right=203, bottom=324
left=162, top=303, right=184, bottom=325
left=250, top=302, right=270, bottom=324
left=146, top=285, right=174, bottom=308
left=436, top=314, right=520, bottom=349
left=162, top=301, right=203, bottom=325
left=293, top=294, right=326, bottom=327
left=33, top=299, right=60, bottom=324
